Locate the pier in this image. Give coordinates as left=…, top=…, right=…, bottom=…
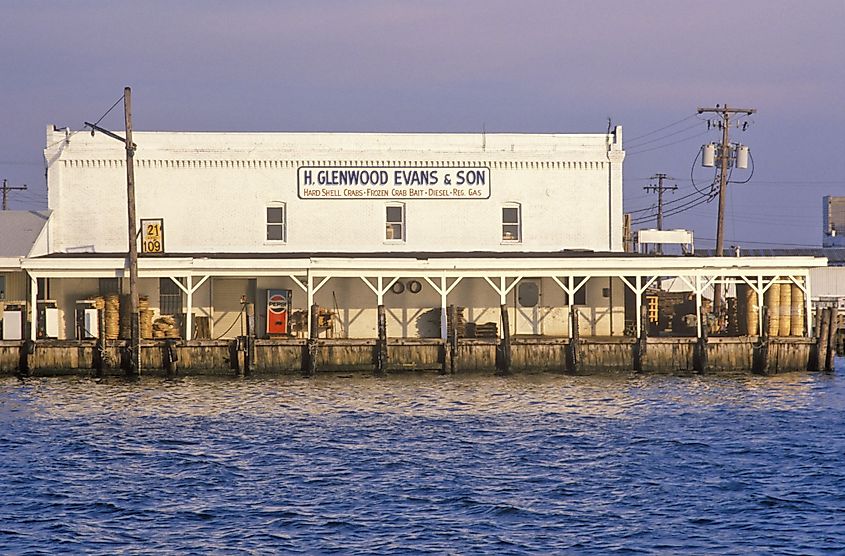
left=2, top=330, right=834, bottom=378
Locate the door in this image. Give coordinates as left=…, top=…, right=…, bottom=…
left=514, top=279, right=541, bottom=335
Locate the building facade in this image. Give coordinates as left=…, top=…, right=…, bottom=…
left=30, top=126, right=629, bottom=340
left=0, top=125, right=824, bottom=343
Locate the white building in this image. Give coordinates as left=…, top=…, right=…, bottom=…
left=1, top=125, right=824, bottom=342
left=44, top=128, right=624, bottom=254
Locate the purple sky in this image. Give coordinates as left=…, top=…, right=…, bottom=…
left=2, top=1, right=843, bottom=249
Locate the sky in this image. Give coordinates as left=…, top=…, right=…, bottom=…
left=1, top=0, right=843, bottom=249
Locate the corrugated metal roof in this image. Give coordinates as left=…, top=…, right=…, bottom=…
left=0, top=211, right=50, bottom=257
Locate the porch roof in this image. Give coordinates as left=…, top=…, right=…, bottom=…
left=21, top=251, right=828, bottom=279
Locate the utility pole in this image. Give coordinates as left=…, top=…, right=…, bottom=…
left=85, top=88, right=140, bottom=376
left=697, top=104, right=756, bottom=312
left=1, top=179, right=28, bottom=210
left=643, top=173, right=677, bottom=254
left=123, top=87, right=140, bottom=376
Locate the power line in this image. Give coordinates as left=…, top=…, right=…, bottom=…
left=1, top=179, right=28, bottom=210
left=626, top=187, right=709, bottom=214
left=626, top=129, right=710, bottom=156
left=624, top=113, right=698, bottom=143
left=632, top=194, right=715, bottom=225
left=624, top=121, right=703, bottom=149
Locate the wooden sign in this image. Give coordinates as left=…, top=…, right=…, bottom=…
left=141, top=218, right=165, bottom=254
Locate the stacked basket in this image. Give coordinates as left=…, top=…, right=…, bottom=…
left=139, top=296, right=153, bottom=339
left=153, top=315, right=180, bottom=339
left=103, top=294, right=120, bottom=340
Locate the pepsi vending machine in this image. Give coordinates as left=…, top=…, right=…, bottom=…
left=266, top=289, right=292, bottom=335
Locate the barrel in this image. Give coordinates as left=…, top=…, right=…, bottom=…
left=778, top=282, right=792, bottom=337
left=737, top=283, right=759, bottom=335
left=103, top=293, right=120, bottom=340
left=764, top=282, right=780, bottom=337
left=790, top=284, right=805, bottom=336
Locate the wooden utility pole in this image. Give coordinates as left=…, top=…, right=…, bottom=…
left=643, top=173, right=677, bottom=254
left=84, top=88, right=141, bottom=374
left=697, top=104, right=756, bottom=311
left=123, top=87, right=140, bottom=376
left=1, top=179, right=28, bottom=210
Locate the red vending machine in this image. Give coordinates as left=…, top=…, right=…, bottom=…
left=266, top=289, right=292, bottom=336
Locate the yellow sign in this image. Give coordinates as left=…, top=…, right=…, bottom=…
left=141, top=218, right=164, bottom=254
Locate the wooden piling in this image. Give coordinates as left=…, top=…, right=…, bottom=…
left=245, top=303, right=256, bottom=374
left=497, top=304, right=511, bottom=373
left=303, top=303, right=319, bottom=376
left=694, top=305, right=709, bottom=373
left=18, top=340, right=31, bottom=377
left=376, top=304, right=387, bottom=374
left=567, top=307, right=579, bottom=373
left=94, top=338, right=106, bottom=377
left=816, top=307, right=831, bottom=372
left=163, top=340, right=178, bottom=376
left=826, top=307, right=838, bottom=372
left=634, top=304, right=647, bottom=372
left=810, top=307, right=823, bottom=370
left=448, top=304, right=458, bottom=374
left=754, top=306, right=771, bottom=373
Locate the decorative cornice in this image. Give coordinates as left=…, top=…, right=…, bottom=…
left=60, top=159, right=608, bottom=170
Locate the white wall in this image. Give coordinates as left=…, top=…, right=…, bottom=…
left=811, top=266, right=845, bottom=298
left=45, top=128, right=625, bottom=255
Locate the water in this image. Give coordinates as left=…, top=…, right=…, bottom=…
left=2, top=361, right=844, bottom=554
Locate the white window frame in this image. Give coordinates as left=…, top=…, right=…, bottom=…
left=266, top=203, right=287, bottom=243
left=502, top=202, right=522, bottom=243
left=385, top=203, right=406, bottom=242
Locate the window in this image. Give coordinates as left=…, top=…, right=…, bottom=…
left=517, top=281, right=539, bottom=307
left=0, top=275, right=5, bottom=300
left=160, top=278, right=183, bottom=316
left=385, top=203, right=405, bottom=241
left=267, top=204, right=286, bottom=242
left=502, top=203, right=521, bottom=242
left=99, top=278, right=120, bottom=296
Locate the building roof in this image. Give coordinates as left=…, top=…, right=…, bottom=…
left=0, top=210, right=50, bottom=257
left=696, top=247, right=845, bottom=266
left=37, top=249, right=643, bottom=260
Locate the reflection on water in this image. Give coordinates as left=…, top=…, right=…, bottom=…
left=1, top=360, right=844, bottom=553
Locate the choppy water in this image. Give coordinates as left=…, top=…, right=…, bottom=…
left=2, top=361, right=845, bottom=554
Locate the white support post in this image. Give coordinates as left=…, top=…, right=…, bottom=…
left=635, top=275, right=642, bottom=338
left=568, top=276, right=575, bottom=338
left=423, top=275, right=462, bottom=341
left=440, top=276, right=448, bottom=340
left=500, top=276, right=507, bottom=340
left=29, top=273, right=38, bottom=340
left=185, top=276, right=193, bottom=341
left=551, top=275, right=575, bottom=338
left=695, top=275, right=703, bottom=339
left=804, top=272, right=813, bottom=337
left=757, top=275, right=764, bottom=336
left=621, top=275, right=661, bottom=339
left=306, top=269, right=313, bottom=339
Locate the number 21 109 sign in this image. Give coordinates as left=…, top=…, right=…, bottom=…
left=141, top=218, right=165, bottom=254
